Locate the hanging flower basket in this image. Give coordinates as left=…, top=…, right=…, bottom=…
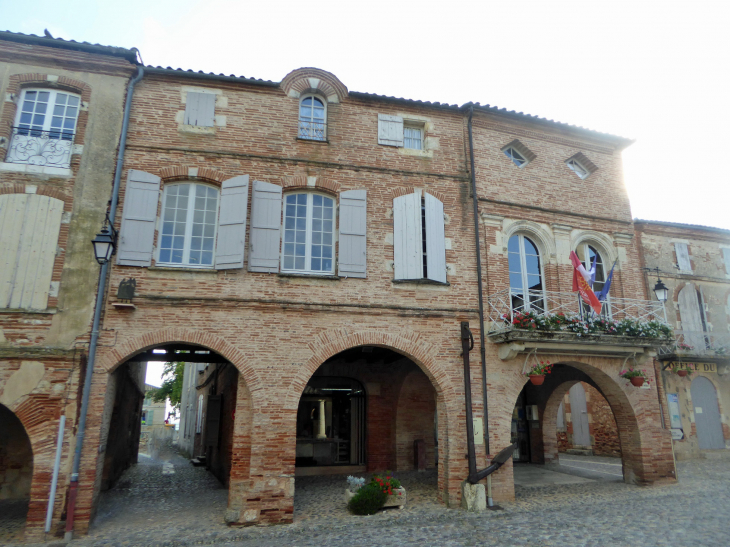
left=671, top=363, right=693, bottom=378
left=529, top=374, right=545, bottom=386
left=620, top=368, right=648, bottom=387
left=677, top=369, right=688, bottom=377
left=523, top=360, right=552, bottom=386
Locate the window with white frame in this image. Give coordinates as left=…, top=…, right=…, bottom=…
left=576, top=243, right=611, bottom=316
left=282, top=193, right=335, bottom=273
left=503, top=146, right=527, bottom=167
left=566, top=158, right=589, bottom=179
left=158, top=183, right=220, bottom=267
left=299, top=95, right=326, bottom=141
left=403, top=125, right=423, bottom=150
left=508, top=234, right=545, bottom=312
left=6, top=88, right=80, bottom=168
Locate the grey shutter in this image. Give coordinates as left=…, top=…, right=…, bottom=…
left=184, top=92, right=216, bottom=127
left=378, top=114, right=404, bottom=147
left=675, top=243, right=692, bottom=272
left=117, top=170, right=161, bottom=267
left=678, top=285, right=705, bottom=349
left=338, top=190, right=367, bottom=278
left=393, top=191, right=423, bottom=280
left=424, top=192, right=446, bottom=283
left=248, top=180, right=282, bottom=272
left=215, top=175, right=249, bottom=270
left=723, top=248, right=730, bottom=274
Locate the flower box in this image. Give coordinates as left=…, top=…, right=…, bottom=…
left=345, top=487, right=407, bottom=510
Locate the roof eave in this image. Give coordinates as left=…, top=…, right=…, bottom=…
left=0, top=31, right=139, bottom=63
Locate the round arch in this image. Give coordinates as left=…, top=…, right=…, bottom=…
left=571, top=230, right=619, bottom=267
left=502, top=220, right=556, bottom=260
left=97, top=327, right=263, bottom=394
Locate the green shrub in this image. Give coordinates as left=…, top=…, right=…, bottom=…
left=348, top=483, right=387, bottom=515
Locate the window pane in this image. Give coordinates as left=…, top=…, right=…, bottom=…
left=510, top=272, right=523, bottom=290
left=523, top=237, right=538, bottom=256
left=159, top=183, right=218, bottom=266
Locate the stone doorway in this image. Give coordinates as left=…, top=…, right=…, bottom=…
left=0, top=404, right=32, bottom=543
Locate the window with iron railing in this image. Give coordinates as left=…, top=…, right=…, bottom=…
left=298, top=95, right=326, bottom=141
left=5, top=89, right=80, bottom=169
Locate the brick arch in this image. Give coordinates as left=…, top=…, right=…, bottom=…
left=280, top=68, right=348, bottom=103
left=282, top=175, right=341, bottom=195
left=97, top=328, right=262, bottom=394
left=522, top=359, right=674, bottom=485
left=283, top=328, right=457, bottom=412
left=159, top=165, right=227, bottom=187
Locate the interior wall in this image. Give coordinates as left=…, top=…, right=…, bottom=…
left=205, top=364, right=239, bottom=487
left=0, top=405, right=32, bottom=499
left=396, top=369, right=436, bottom=471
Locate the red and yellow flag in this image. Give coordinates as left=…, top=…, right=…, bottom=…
left=569, top=251, right=602, bottom=315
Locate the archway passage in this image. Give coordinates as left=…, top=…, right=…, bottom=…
left=88, top=343, right=251, bottom=540
left=293, top=345, right=440, bottom=519
left=0, top=404, right=33, bottom=543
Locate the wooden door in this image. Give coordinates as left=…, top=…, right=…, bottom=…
left=569, top=383, right=591, bottom=447
left=690, top=377, right=725, bottom=449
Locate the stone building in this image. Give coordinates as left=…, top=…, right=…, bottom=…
left=69, top=63, right=679, bottom=531
left=0, top=32, right=137, bottom=540
left=635, top=220, right=730, bottom=459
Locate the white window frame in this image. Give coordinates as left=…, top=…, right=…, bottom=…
left=403, top=124, right=424, bottom=150
left=298, top=94, right=327, bottom=141
left=14, top=88, right=81, bottom=136
left=508, top=234, right=546, bottom=312
left=566, top=158, right=590, bottom=179
left=156, top=181, right=220, bottom=269
left=503, top=146, right=528, bottom=167
left=576, top=242, right=612, bottom=317
left=280, top=192, right=336, bottom=275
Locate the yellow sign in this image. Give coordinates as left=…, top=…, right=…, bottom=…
left=668, top=362, right=717, bottom=373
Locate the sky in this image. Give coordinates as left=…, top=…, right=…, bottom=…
left=2, top=0, right=729, bottom=230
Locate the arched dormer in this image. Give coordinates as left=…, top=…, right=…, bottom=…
left=280, top=68, right=348, bottom=104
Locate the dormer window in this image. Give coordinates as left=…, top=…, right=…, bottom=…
left=299, top=95, right=326, bottom=141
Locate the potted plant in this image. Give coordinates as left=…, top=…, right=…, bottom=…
left=676, top=342, right=694, bottom=353
left=620, top=368, right=649, bottom=387
left=345, top=473, right=406, bottom=514
left=671, top=363, right=693, bottom=378
left=524, top=361, right=553, bottom=386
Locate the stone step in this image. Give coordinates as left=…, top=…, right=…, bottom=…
left=190, top=457, right=206, bottom=466
left=565, top=448, right=593, bottom=456
left=700, top=449, right=730, bottom=460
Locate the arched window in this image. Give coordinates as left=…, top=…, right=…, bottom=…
left=282, top=192, right=335, bottom=273
left=298, top=96, right=326, bottom=141
left=508, top=234, right=545, bottom=312
left=576, top=243, right=609, bottom=315
left=158, top=182, right=220, bottom=267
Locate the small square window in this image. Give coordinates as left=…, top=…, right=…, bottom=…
left=566, top=159, right=589, bottom=179
left=503, top=147, right=527, bottom=167
left=403, top=125, right=423, bottom=150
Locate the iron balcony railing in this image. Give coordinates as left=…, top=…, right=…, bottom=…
left=5, top=126, right=74, bottom=168
left=486, top=288, right=668, bottom=334
left=657, top=330, right=730, bottom=358
left=298, top=120, right=326, bottom=141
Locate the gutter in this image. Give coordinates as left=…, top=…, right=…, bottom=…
left=64, top=65, right=145, bottom=541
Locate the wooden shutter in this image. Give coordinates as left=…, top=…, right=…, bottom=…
left=678, top=284, right=705, bottom=349
left=338, top=190, right=367, bottom=278
left=205, top=395, right=222, bottom=447
left=424, top=192, right=446, bottom=283
left=248, top=180, right=282, bottom=272
left=0, top=194, right=63, bottom=310
left=675, top=243, right=692, bottom=272
left=215, top=175, right=249, bottom=270
left=723, top=248, right=730, bottom=274
left=184, top=92, right=216, bottom=127
left=117, top=170, right=161, bottom=267
left=393, top=191, right=423, bottom=280
left=378, top=114, right=404, bottom=147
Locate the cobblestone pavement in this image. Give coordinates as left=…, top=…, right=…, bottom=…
left=9, top=449, right=730, bottom=547
left=0, top=499, right=28, bottom=543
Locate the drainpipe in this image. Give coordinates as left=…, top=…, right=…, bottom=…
left=65, top=65, right=144, bottom=541
left=466, top=107, right=490, bottom=454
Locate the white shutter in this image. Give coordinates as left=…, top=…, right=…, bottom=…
left=215, top=175, right=249, bottom=270
left=424, top=192, right=446, bottom=283
left=338, top=190, right=367, bottom=278
left=675, top=242, right=692, bottom=272
left=378, top=114, right=404, bottom=147
left=393, top=191, right=423, bottom=280
left=0, top=194, right=62, bottom=310
left=117, top=170, right=161, bottom=267
left=723, top=248, right=730, bottom=274
left=678, top=285, right=705, bottom=349
left=184, top=92, right=216, bottom=127
left=248, top=180, right=282, bottom=272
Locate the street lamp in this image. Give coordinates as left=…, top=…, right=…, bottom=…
left=91, top=217, right=117, bottom=265
left=653, top=278, right=669, bottom=303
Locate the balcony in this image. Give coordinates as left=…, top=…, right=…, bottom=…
left=5, top=127, right=74, bottom=169
left=298, top=120, right=327, bottom=141
left=657, top=331, right=730, bottom=362
left=486, top=289, right=672, bottom=360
